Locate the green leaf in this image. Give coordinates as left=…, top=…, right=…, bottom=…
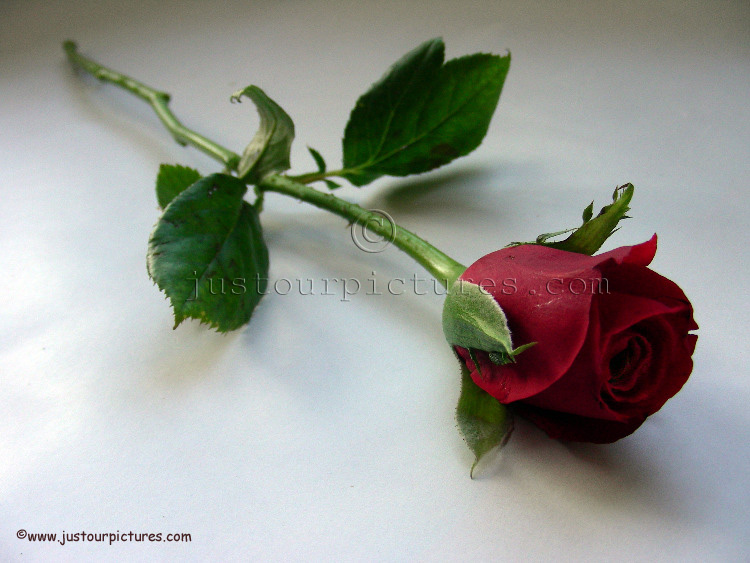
left=147, top=173, right=269, bottom=332
left=231, top=85, right=295, bottom=183
left=341, top=38, right=510, bottom=186
left=455, top=359, right=513, bottom=478
left=544, top=184, right=634, bottom=255
left=155, top=163, right=201, bottom=209
left=307, top=146, right=327, bottom=172
left=307, top=146, right=341, bottom=189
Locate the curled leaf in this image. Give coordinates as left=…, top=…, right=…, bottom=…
left=232, top=86, right=295, bottom=183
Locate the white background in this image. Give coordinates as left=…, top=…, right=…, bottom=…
left=2, top=0, right=748, bottom=561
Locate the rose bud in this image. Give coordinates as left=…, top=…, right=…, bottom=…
left=449, top=235, right=697, bottom=443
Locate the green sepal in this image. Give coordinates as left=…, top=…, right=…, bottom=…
left=455, top=359, right=513, bottom=478
left=533, top=228, right=576, bottom=245
left=467, top=348, right=482, bottom=375
left=231, top=85, right=295, bottom=183
left=155, top=163, right=201, bottom=209
left=443, top=280, right=513, bottom=355
left=488, top=341, right=537, bottom=366
left=147, top=173, right=269, bottom=332
left=443, top=280, right=534, bottom=367
left=581, top=200, right=594, bottom=223
left=545, top=184, right=633, bottom=254
left=510, top=184, right=634, bottom=256
left=341, top=38, right=510, bottom=186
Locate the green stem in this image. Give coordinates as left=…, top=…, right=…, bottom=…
left=63, top=41, right=240, bottom=171
left=259, top=175, right=465, bottom=287
left=64, top=41, right=466, bottom=288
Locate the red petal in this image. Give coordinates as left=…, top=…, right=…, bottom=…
left=458, top=244, right=598, bottom=402
left=597, top=234, right=657, bottom=267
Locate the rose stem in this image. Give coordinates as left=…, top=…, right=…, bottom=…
left=64, top=41, right=466, bottom=288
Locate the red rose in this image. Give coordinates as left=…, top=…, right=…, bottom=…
left=455, top=235, right=697, bottom=443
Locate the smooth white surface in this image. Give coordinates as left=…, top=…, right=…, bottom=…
left=2, top=1, right=749, bottom=561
